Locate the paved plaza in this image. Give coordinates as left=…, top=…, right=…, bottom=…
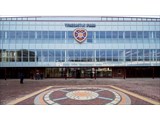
left=0, top=78, right=160, bottom=105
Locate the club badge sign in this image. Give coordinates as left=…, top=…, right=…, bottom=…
left=73, top=28, right=88, bottom=43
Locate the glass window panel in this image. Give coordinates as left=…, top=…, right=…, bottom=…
left=42, top=31, right=48, bottom=39
left=87, top=31, right=93, bottom=43
left=138, top=31, right=143, bottom=38
left=144, top=31, right=149, bottom=38
left=131, top=31, right=137, bottom=38
left=113, top=50, right=118, bottom=61
left=75, top=50, right=80, bottom=62
left=132, top=49, right=137, bottom=61
left=119, top=50, right=124, bottom=61
left=49, top=31, right=54, bottom=39
left=68, top=31, right=73, bottom=39
left=22, top=31, right=28, bottom=39
left=61, top=50, right=65, bottom=62
left=37, top=31, right=42, bottom=39
left=118, top=31, right=123, bottom=38
left=106, top=31, right=112, bottom=38
left=144, top=49, right=150, bottom=61
left=156, top=31, right=160, bottom=38
left=16, top=50, right=22, bottom=62
left=137, top=49, right=143, bottom=61
left=55, top=31, right=61, bottom=39
left=8, top=31, right=16, bottom=39
left=29, top=50, right=36, bottom=62
left=125, top=49, right=131, bottom=61
left=81, top=50, right=86, bottom=62
left=49, top=50, right=54, bottom=62
left=0, top=31, right=5, bottom=39
left=67, top=50, right=74, bottom=62
left=112, top=31, right=118, bottom=38
left=55, top=50, right=61, bottom=62
left=96, top=50, right=100, bottom=62
left=96, top=31, right=99, bottom=39
left=100, top=50, right=105, bottom=61
left=157, top=49, right=160, bottom=61
left=42, top=50, right=48, bottom=62
left=106, top=50, right=112, bottom=61
left=29, top=31, right=35, bottom=39
left=125, top=31, right=130, bottom=38
left=16, top=31, right=22, bottom=39
left=36, top=50, right=41, bottom=62
left=100, top=31, right=105, bottom=38
left=22, top=50, right=28, bottom=62
left=62, top=31, right=65, bottom=39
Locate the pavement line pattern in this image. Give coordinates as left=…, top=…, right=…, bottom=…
left=34, top=87, right=131, bottom=105
left=109, top=85, right=160, bottom=105
left=7, top=86, right=53, bottom=105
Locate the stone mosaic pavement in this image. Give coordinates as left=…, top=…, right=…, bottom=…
left=6, top=85, right=159, bottom=105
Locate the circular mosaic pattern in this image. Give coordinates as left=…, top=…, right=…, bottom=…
left=66, top=90, right=99, bottom=100
left=34, top=87, right=131, bottom=105
left=73, top=28, right=87, bottom=43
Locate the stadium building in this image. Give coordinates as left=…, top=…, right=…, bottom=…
left=0, top=16, right=160, bottom=79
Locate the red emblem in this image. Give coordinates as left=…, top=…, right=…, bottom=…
left=73, top=28, right=88, bottom=43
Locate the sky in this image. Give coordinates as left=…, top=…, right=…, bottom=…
left=0, top=0, right=160, bottom=16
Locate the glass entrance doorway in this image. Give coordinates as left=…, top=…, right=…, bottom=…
left=66, top=68, right=94, bottom=78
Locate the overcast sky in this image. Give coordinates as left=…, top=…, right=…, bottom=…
left=0, top=0, right=159, bottom=17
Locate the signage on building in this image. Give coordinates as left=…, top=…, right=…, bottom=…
left=73, top=28, right=88, bottom=43
left=65, top=23, right=96, bottom=27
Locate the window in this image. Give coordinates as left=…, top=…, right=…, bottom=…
left=138, top=49, right=143, bottom=61
left=75, top=50, right=80, bottom=62
left=144, top=49, right=150, bottom=61
left=87, top=50, right=94, bottom=62
left=96, top=50, right=100, bottom=62
left=106, top=50, right=112, bottom=61
left=49, top=31, right=54, bottom=39
left=106, top=31, right=112, bottom=38
left=125, top=49, right=131, bottom=61
left=100, top=50, right=105, bottom=61
left=125, top=31, right=130, bottom=39
left=68, top=31, right=73, bottom=39
left=29, top=31, right=35, bottom=39
left=55, top=50, right=61, bottom=62
left=138, top=31, right=143, bottom=38
left=131, top=31, right=137, bottom=39
left=156, top=31, right=160, bottom=38
left=16, top=31, right=22, bottom=39
left=62, top=31, right=65, bottom=39
left=118, top=31, right=123, bottom=38
left=100, top=31, right=105, bottom=38
left=22, top=50, right=28, bottom=62
left=29, top=50, right=36, bottom=62
left=87, top=31, right=93, bottom=43
left=37, top=31, right=42, bottom=39
left=49, top=50, right=54, bottom=62
left=8, top=31, right=16, bottom=39
left=113, top=50, right=118, bottom=61
left=42, top=31, right=48, bottom=39
left=81, top=50, right=86, bottom=62
left=22, top=31, right=28, bottom=39
left=42, top=50, right=48, bottom=62
left=144, top=31, right=149, bottom=38
left=36, top=50, right=41, bottom=62
left=67, top=50, right=74, bottom=62
left=0, top=31, right=5, bottom=40
left=96, top=31, right=99, bottom=39
left=132, top=49, right=137, bottom=61
left=112, top=31, right=118, bottom=38
left=55, top=31, right=61, bottom=39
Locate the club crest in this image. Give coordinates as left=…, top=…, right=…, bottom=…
left=73, top=28, right=88, bottom=43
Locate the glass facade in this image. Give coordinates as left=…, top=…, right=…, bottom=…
left=0, top=16, right=160, bottom=68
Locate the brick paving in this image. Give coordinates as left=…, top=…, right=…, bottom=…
left=0, top=78, right=160, bottom=105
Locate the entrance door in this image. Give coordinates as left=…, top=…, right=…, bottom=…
left=66, top=67, right=94, bottom=78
